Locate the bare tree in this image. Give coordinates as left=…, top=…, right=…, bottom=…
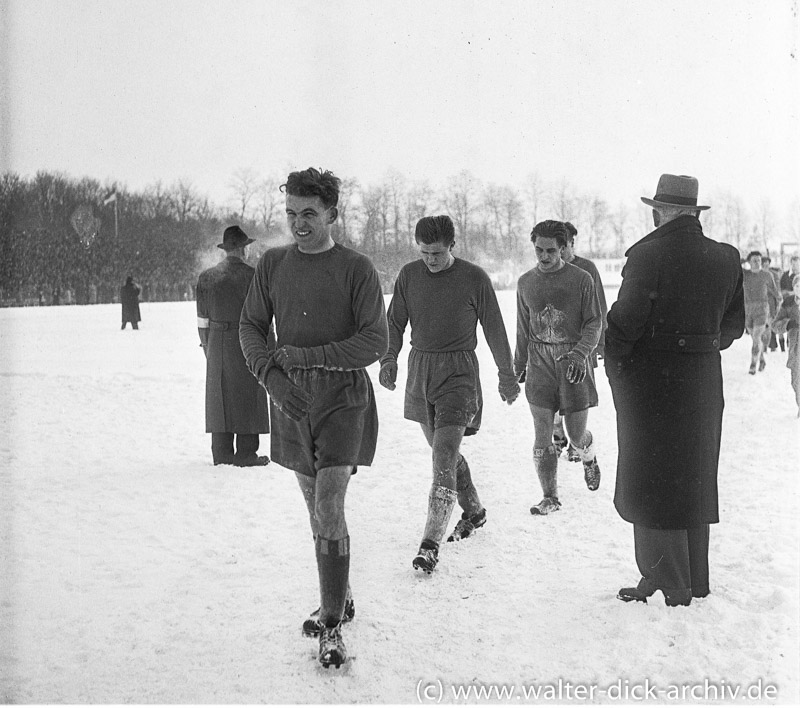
left=548, top=179, right=581, bottom=223
left=169, top=178, right=199, bottom=224
left=334, top=177, right=360, bottom=246
left=229, top=168, right=260, bottom=221
left=585, top=195, right=609, bottom=256
left=608, top=202, right=631, bottom=257
left=443, top=170, right=479, bottom=255
left=383, top=168, right=407, bottom=249
left=717, top=191, right=748, bottom=251
left=360, top=185, right=387, bottom=251
left=755, top=198, right=776, bottom=256
left=524, top=172, right=547, bottom=229
left=483, top=183, right=505, bottom=251
left=142, top=181, right=171, bottom=219
left=404, top=179, right=434, bottom=247
left=255, top=176, right=281, bottom=235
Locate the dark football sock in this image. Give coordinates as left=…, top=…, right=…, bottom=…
left=456, top=455, right=482, bottom=515
left=315, top=535, right=350, bottom=628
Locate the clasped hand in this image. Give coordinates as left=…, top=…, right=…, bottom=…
left=379, top=360, right=397, bottom=390
left=263, top=367, right=313, bottom=421
left=274, top=344, right=308, bottom=371
left=556, top=351, right=587, bottom=384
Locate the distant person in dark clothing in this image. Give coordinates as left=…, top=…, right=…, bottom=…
left=778, top=255, right=800, bottom=354
left=196, top=225, right=270, bottom=467
left=772, top=274, right=800, bottom=416
left=762, top=256, right=782, bottom=352
left=606, top=174, right=744, bottom=607
left=379, top=214, right=519, bottom=575
left=120, top=275, right=141, bottom=330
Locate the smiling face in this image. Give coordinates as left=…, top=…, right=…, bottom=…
left=418, top=240, right=454, bottom=273
left=748, top=255, right=762, bottom=271
left=534, top=235, right=564, bottom=273
left=285, top=194, right=336, bottom=254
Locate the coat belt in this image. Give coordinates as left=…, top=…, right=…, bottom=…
left=209, top=320, right=239, bottom=331
left=647, top=332, right=720, bottom=353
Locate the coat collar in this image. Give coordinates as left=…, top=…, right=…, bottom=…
left=625, top=214, right=702, bottom=256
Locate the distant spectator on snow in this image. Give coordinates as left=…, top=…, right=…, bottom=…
left=780, top=255, right=800, bottom=297
left=743, top=251, right=780, bottom=374
left=606, top=174, right=744, bottom=607
left=778, top=255, right=800, bottom=354
left=120, top=275, right=141, bottom=330
left=196, top=225, right=270, bottom=467
left=771, top=273, right=800, bottom=417
left=762, top=256, right=782, bottom=352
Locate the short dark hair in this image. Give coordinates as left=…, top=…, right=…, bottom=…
left=564, top=222, right=578, bottom=241
left=746, top=250, right=762, bottom=260
left=281, top=168, right=341, bottom=209
left=761, top=256, right=771, bottom=264
left=531, top=220, right=568, bottom=248
left=415, top=215, right=455, bottom=246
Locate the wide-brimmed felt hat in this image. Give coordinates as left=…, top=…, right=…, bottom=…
left=217, top=225, right=255, bottom=250
left=641, top=174, right=710, bottom=211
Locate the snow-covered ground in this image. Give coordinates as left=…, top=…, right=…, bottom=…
left=1, top=290, right=798, bottom=704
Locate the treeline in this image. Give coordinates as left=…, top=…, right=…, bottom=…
left=2, top=168, right=797, bottom=306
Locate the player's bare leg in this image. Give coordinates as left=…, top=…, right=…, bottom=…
left=313, top=466, right=352, bottom=667
left=413, top=424, right=462, bottom=571
left=296, top=472, right=355, bottom=638
left=529, top=404, right=560, bottom=514
left=419, top=423, right=485, bottom=543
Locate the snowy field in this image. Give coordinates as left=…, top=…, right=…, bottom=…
left=1, top=290, right=798, bottom=704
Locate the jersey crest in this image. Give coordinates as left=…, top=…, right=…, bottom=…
left=533, top=304, right=568, bottom=343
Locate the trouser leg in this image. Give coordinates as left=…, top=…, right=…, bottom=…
left=235, top=433, right=259, bottom=458
left=633, top=524, right=692, bottom=605
left=688, top=524, right=710, bottom=597
left=211, top=432, right=235, bottom=464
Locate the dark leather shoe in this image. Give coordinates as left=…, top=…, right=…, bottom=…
left=617, top=586, right=649, bottom=603
left=234, top=454, right=270, bottom=467
left=664, top=593, right=692, bottom=607
left=213, top=455, right=236, bottom=466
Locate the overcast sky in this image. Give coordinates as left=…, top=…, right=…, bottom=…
left=2, top=0, right=798, bottom=211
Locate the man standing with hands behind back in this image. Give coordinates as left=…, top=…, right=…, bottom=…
left=239, top=168, right=388, bottom=669
left=606, top=174, right=744, bottom=607
left=196, top=225, right=270, bottom=467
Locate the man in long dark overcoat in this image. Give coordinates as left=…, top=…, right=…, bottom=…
left=197, top=225, right=270, bottom=466
left=605, top=174, right=745, bottom=606
left=120, top=275, right=141, bottom=329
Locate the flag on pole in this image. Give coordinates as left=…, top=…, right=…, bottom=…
left=103, top=190, right=117, bottom=206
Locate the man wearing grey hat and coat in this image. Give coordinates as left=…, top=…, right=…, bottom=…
left=605, top=174, right=744, bottom=606
left=196, top=225, right=271, bottom=466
